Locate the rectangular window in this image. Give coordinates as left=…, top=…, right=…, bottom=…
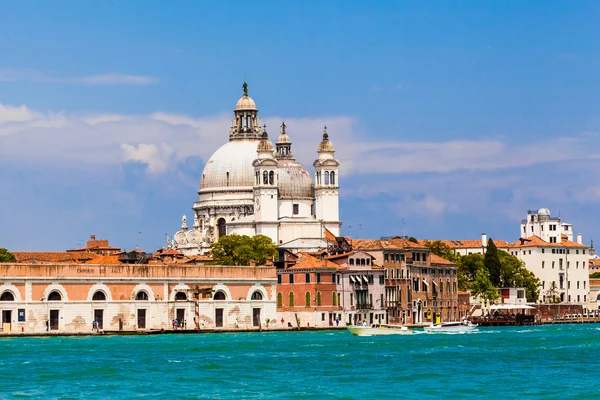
left=391, top=269, right=395, bottom=279
left=277, top=275, right=282, bottom=284
left=384, top=254, right=388, bottom=262
left=350, top=293, right=353, bottom=306
left=305, top=273, right=310, bottom=283
left=380, top=294, right=384, bottom=307
left=422, top=253, right=427, bottom=262
left=289, top=274, right=294, bottom=284
left=542, top=249, right=545, bottom=254
left=349, top=258, right=354, bottom=265
left=379, top=275, right=384, bottom=284
left=584, top=281, right=586, bottom=289
left=337, top=274, right=340, bottom=284
left=542, top=281, right=545, bottom=289
left=316, top=273, right=321, bottom=283
left=368, top=275, right=374, bottom=284
left=542, top=261, right=545, bottom=269
left=370, top=294, right=373, bottom=306
left=577, top=281, right=580, bottom=289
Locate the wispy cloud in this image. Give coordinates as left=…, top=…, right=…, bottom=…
left=0, top=69, right=158, bottom=86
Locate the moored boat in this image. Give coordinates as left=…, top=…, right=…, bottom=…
left=423, top=320, right=478, bottom=333
left=347, top=324, right=413, bottom=336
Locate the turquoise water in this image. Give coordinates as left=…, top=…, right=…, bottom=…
left=1, top=325, right=599, bottom=399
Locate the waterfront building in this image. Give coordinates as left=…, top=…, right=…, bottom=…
left=173, top=83, right=342, bottom=255
left=418, top=234, right=510, bottom=256
left=520, top=208, right=575, bottom=243
left=351, top=238, right=459, bottom=324
left=275, top=252, right=386, bottom=327
left=508, top=235, right=589, bottom=304
left=0, top=260, right=276, bottom=333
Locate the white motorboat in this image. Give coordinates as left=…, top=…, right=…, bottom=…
left=347, top=323, right=413, bottom=336
left=423, top=320, right=478, bottom=333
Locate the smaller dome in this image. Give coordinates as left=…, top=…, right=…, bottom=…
left=318, top=127, right=335, bottom=152
left=538, top=208, right=551, bottom=216
left=257, top=131, right=274, bottom=152
left=277, top=121, right=291, bottom=144
left=277, top=159, right=314, bottom=199
left=235, top=95, right=257, bottom=111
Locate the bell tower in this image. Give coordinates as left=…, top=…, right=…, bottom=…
left=252, top=127, right=279, bottom=243
left=314, top=127, right=341, bottom=236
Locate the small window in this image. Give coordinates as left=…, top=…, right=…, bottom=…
left=305, top=273, right=311, bottom=283
left=226, top=172, right=230, bottom=186
left=277, top=292, right=283, bottom=307
left=92, top=291, right=106, bottom=301
left=305, top=292, right=311, bottom=307
left=269, top=170, right=274, bottom=185
left=136, top=291, right=149, bottom=301
left=293, top=204, right=299, bottom=215
left=289, top=292, right=295, bottom=307
left=316, top=273, right=321, bottom=283
left=214, top=291, right=226, bottom=300
left=349, top=258, right=354, bottom=266
left=251, top=291, right=263, bottom=300
left=330, top=171, right=335, bottom=185
left=0, top=291, right=14, bottom=301
left=48, top=291, right=62, bottom=301
left=263, top=170, right=268, bottom=184
left=324, top=171, right=330, bottom=185
left=175, top=291, right=187, bottom=301
left=277, top=275, right=282, bottom=284
left=289, top=274, right=294, bottom=284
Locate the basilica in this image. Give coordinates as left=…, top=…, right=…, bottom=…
left=173, top=83, right=342, bottom=255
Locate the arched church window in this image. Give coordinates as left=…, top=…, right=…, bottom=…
left=0, top=291, right=14, bottom=301
left=330, top=171, right=335, bottom=185
left=48, top=291, right=62, bottom=301
left=218, top=218, right=226, bottom=238
left=269, top=171, right=274, bottom=185
left=251, top=291, right=263, bottom=300
left=136, top=291, right=149, bottom=301
left=263, top=171, right=268, bottom=185
left=255, top=171, right=259, bottom=184
left=305, top=292, right=311, bottom=307
left=92, top=291, right=106, bottom=301
left=324, top=171, right=330, bottom=185
left=214, top=291, right=226, bottom=300
left=316, top=172, right=321, bottom=185
left=289, top=292, right=295, bottom=307
left=226, top=172, right=230, bottom=187
left=277, top=292, right=283, bottom=307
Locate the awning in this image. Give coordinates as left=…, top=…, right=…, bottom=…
left=490, top=304, right=536, bottom=310
left=362, top=276, right=369, bottom=284
left=422, top=279, right=429, bottom=288
left=350, top=276, right=356, bottom=283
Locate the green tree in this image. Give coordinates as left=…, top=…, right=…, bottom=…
left=545, top=282, right=560, bottom=304
left=408, top=237, right=418, bottom=243
left=470, top=268, right=500, bottom=306
left=484, top=239, right=502, bottom=286
left=498, top=251, right=540, bottom=302
left=424, top=240, right=460, bottom=264
left=460, top=253, right=485, bottom=288
left=210, top=234, right=277, bottom=266
left=590, top=272, right=600, bottom=279
left=0, top=248, right=16, bottom=263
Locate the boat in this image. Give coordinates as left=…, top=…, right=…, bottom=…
left=423, top=320, right=478, bottom=333
left=347, top=323, right=413, bottom=336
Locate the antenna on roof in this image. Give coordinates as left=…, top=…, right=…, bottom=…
left=402, top=218, right=406, bottom=238
left=137, top=231, right=142, bottom=250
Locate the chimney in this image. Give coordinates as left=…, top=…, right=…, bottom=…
left=90, top=235, right=96, bottom=241
left=481, top=233, right=487, bottom=248
left=577, top=233, right=583, bottom=245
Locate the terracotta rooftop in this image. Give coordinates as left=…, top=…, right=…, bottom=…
left=429, top=254, right=456, bottom=266
left=509, top=235, right=587, bottom=249
left=418, top=239, right=510, bottom=249
left=12, top=252, right=96, bottom=263
left=286, top=253, right=347, bottom=271
left=86, top=255, right=122, bottom=265
left=352, top=238, right=427, bottom=251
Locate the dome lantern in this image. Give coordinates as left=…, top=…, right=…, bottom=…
left=275, top=121, right=294, bottom=159
left=230, top=82, right=262, bottom=141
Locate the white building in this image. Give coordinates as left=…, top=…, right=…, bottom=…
left=520, top=208, right=576, bottom=244
left=509, top=234, right=590, bottom=304
left=173, top=83, right=342, bottom=255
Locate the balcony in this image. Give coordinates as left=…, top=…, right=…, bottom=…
left=356, top=303, right=373, bottom=310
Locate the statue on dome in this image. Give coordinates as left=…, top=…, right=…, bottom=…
left=181, top=215, right=187, bottom=229
left=243, top=82, right=248, bottom=96
left=193, top=213, right=199, bottom=228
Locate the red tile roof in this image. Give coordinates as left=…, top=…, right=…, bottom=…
left=351, top=238, right=427, bottom=251
left=429, top=254, right=455, bottom=266
left=12, top=252, right=96, bottom=263
left=509, top=235, right=587, bottom=249
left=286, top=253, right=347, bottom=271
left=418, top=239, right=510, bottom=249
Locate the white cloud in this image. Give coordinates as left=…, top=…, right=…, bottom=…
left=121, top=143, right=174, bottom=173
left=0, top=69, right=158, bottom=86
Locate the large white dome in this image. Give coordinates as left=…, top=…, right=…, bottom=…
left=200, top=140, right=260, bottom=190
left=277, top=159, right=314, bottom=199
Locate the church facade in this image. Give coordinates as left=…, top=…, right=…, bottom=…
left=173, top=83, right=342, bottom=255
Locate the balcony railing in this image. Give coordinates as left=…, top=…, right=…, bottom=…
left=356, top=303, right=373, bottom=310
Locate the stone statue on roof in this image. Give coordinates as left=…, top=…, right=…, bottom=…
left=181, top=215, right=187, bottom=229
left=243, top=82, right=248, bottom=96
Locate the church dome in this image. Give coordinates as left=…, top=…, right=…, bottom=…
left=235, top=95, right=257, bottom=111
left=538, top=208, right=551, bottom=216
left=277, top=159, right=314, bottom=199
left=200, top=140, right=260, bottom=190
left=317, top=129, right=335, bottom=152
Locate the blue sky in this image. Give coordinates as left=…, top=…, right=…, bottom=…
left=1, top=1, right=599, bottom=251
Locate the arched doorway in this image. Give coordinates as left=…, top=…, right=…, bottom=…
left=217, top=218, right=226, bottom=238
left=0, top=291, right=14, bottom=332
